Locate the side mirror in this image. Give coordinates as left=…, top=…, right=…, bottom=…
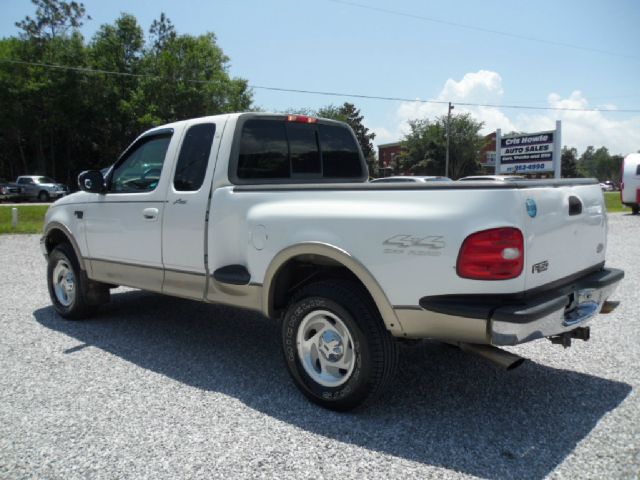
left=78, top=170, right=106, bottom=194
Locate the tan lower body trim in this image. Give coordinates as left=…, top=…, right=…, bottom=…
left=206, top=280, right=263, bottom=313
left=86, top=258, right=263, bottom=311
left=394, top=307, right=489, bottom=344
left=89, top=258, right=164, bottom=293
left=163, top=269, right=207, bottom=300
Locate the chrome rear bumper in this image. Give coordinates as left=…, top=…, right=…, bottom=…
left=397, top=267, right=624, bottom=346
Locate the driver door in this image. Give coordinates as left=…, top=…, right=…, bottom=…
left=84, top=129, right=176, bottom=292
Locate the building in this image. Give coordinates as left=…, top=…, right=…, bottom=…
left=377, top=142, right=403, bottom=177
left=479, top=132, right=496, bottom=171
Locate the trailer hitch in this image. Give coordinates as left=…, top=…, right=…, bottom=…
left=549, top=326, right=590, bottom=348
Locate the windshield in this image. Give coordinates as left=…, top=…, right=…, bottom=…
left=36, top=177, right=56, bottom=184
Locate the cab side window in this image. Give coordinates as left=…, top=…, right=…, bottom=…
left=109, top=133, right=172, bottom=193
left=173, top=123, right=216, bottom=191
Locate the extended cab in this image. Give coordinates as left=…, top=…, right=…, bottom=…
left=41, top=113, right=623, bottom=410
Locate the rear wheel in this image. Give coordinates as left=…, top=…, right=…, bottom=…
left=281, top=280, right=398, bottom=411
left=47, top=243, right=93, bottom=319
left=632, top=205, right=639, bottom=215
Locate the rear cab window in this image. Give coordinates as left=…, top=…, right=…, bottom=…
left=173, top=123, right=216, bottom=191
left=231, top=115, right=366, bottom=184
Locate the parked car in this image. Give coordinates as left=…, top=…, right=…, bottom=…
left=458, top=175, right=526, bottom=181
left=41, top=112, right=623, bottom=411
left=371, top=176, right=453, bottom=183
left=16, top=175, right=69, bottom=201
left=0, top=179, right=23, bottom=202
left=621, top=153, right=640, bottom=215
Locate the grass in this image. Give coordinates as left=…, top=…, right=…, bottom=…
left=603, top=191, right=630, bottom=213
left=0, top=205, right=49, bottom=234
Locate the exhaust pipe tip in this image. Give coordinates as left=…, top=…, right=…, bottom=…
left=454, top=342, right=526, bottom=370
left=505, top=357, right=525, bottom=371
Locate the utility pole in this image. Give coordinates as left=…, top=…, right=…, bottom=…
left=445, top=102, right=454, bottom=177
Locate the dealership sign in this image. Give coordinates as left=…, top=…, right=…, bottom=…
left=495, top=122, right=561, bottom=177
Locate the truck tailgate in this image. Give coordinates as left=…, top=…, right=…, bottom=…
left=519, top=183, right=607, bottom=291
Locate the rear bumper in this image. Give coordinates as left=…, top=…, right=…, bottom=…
left=397, top=267, right=624, bottom=345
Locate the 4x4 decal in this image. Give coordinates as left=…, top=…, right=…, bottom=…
left=383, top=235, right=445, bottom=256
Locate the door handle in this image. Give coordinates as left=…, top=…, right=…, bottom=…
left=142, top=207, right=159, bottom=220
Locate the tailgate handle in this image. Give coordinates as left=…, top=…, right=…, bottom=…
left=568, top=196, right=582, bottom=216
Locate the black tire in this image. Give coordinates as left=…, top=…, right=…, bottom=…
left=38, top=190, right=50, bottom=202
left=281, top=280, right=398, bottom=411
left=632, top=205, right=639, bottom=215
left=47, top=243, right=93, bottom=319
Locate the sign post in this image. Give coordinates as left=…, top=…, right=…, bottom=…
left=495, top=129, right=501, bottom=175
left=554, top=120, right=562, bottom=179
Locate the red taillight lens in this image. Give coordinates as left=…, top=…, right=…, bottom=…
left=457, top=227, right=524, bottom=280
left=287, top=114, right=317, bottom=124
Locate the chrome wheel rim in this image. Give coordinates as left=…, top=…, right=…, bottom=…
left=53, top=259, right=75, bottom=307
left=296, top=309, right=356, bottom=388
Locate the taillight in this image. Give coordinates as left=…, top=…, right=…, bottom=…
left=287, top=114, right=317, bottom=124
left=457, top=227, right=524, bottom=280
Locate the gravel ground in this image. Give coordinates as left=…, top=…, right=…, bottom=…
left=0, top=213, right=638, bottom=479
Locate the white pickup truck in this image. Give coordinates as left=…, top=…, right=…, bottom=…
left=41, top=112, right=624, bottom=410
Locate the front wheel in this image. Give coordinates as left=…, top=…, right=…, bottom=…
left=281, top=280, right=398, bottom=411
left=38, top=190, right=50, bottom=202
left=47, top=244, right=93, bottom=319
left=632, top=205, right=639, bottom=215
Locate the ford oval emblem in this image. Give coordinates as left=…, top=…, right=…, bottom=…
left=526, top=198, right=537, bottom=218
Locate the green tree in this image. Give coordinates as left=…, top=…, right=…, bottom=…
left=7, top=0, right=91, bottom=179
left=578, top=146, right=596, bottom=177
left=578, top=146, right=621, bottom=181
left=609, top=155, right=624, bottom=184
left=561, top=146, right=580, bottom=178
left=149, top=12, right=176, bottom=52
left=399, top=119, right=444, bottom=175
left=0, top=6, right=253, bottom=183
left=401, top=113, right=484, bottom=178
left=87, top=14, right=145, bottom=162
left=134, top=29, right=252, bottom=128
left=16, top=0, right=89, bottom=40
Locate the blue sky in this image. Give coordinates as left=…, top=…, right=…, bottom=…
left=2, top=0, right=639, bottom=153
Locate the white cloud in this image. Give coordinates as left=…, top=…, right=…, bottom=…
left=369, top=126, right=396, bottom=145
left=440, top=70, right=504, bottom=102
left=374, top=71, right=640, bottom=155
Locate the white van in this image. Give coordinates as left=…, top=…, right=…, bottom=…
left=621, top=153, right=640, bottom=215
